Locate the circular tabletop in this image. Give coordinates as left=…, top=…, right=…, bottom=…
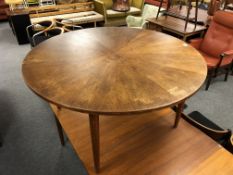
left=22, top=27, right=207, bottom=115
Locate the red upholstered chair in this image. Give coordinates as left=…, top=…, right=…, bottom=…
left=190, top=11, right=233, bottom=90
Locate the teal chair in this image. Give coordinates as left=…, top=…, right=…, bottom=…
left=126, top=4, right=163, bottom=28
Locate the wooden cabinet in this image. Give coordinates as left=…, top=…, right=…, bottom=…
left=0, top=0, right=9, bottom=20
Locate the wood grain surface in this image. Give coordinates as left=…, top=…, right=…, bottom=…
left=50, top=105, right=233, bottom=175
left=22, top=27, right=207, bottom=114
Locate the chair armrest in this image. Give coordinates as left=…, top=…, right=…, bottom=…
left=189, top=38, right=203, bottom=50
left=94, top=0, right=107, bottom=20
left=126, top=15, right=143, bottom=27
left=216, top=49, right=233, bottom=68
left=220, top=50, right=233, bottom=58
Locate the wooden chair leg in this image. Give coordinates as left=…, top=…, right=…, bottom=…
left=185, top=0, right=192, bottom=31
left=194, top=0, right=199, bottom=28
left=156, top=0, right=164, bottom=19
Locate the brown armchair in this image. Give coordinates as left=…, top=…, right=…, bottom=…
left=190, top=11, right=233, bottom=90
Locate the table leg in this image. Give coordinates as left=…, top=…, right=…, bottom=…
left=174, top=100, right=185, bottom=128
left=89, top=113, right=100, bottom=173
left=54, top=106, right=65, bottom=146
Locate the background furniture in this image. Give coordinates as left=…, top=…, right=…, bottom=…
left=50, top=106, right=233, bottom=174
left=145, top=0, right=168, bottom=8
left=94, top=0, right=144, bottom=26
left=5, top=0, right=28, bottom=11
left=5, top=3, right=103, bottom=44
left=126, top=4, right=161, bottom=28
left=156, top=0, right=199, bottom=30
left=112, top=0, right=130, bottom=11
left=54, top=18, right=83, bottom=32
left=32, top=27, right=64, bottom=46
left=0, top=0, right=8, bottom=20
left=6, top=11, right=31, bottom=44
left=147, top=16, right=206, bottom=41
left=190, top=11, right=233, bottom=90
left=31, top=11, right=104, bottom=27
left=22, top=27, right=207, bottom=173
left=26, top=19, right=54, bottom=47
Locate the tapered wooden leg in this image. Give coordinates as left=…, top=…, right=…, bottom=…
left=174, top=101, right=185, bottom=128
left=54, top=106, right=65, bottom=146
left=194, top=0, right=198, bottom=29
left=89, top=114, right=100, bottom=173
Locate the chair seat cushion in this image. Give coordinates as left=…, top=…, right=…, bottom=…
left=199, top=50, right=233, bottom=68
left=107, top=7, right=141, bottom=18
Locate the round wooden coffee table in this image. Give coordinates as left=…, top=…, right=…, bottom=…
left=22, top=27, right=207, bottom=172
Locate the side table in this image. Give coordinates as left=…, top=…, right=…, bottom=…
left=147, top=16, right=207, bottom=41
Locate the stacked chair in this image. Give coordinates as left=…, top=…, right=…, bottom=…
left=32, top=27, right=64, bottom=46
left=54, top=18, right=83, bottom=32
left=26, top=20, right=54, bottom=47
left=26, top=18, right=83, bottom=47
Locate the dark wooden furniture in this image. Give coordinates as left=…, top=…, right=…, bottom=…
left=6, top=10, right=31, bottom=44
left=156, top=0, right=199, bottom=30
left=50, top=106, right=233, bottom=175
left=147, top=16, right=207, bottom=41
left=183, top=111, right=232, bottom=143
left=22, top=27, right=207, bottom=173
left=0, top=0, right=8, bottom=20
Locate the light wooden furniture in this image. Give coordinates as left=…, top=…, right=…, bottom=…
left=22, top=27, right=207, bottom=173
left=30, top=11, right=104, bottom=27
left=147, top=16, right=207, bottom=41
left=8, top=2, right=94, bottom=17
left=50, top=106, right=233, bottom=175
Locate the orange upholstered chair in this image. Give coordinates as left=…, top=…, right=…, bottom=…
left=190, top=11, right=233, bottom=90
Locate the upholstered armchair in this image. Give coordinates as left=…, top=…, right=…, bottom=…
left=190, top=11, right=233, bottom=90
left=94, top=0, right=144, bottom=26
left=126, top=4, right=162, bottom=28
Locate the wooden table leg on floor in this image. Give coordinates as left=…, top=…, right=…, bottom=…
left=54, top=106, right=65, bottom=146
left=89, top=113, right=100, bottom=173
left=174, top=100, right=185, bottom=128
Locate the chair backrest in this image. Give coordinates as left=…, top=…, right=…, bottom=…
left=26, top=20, right=54, bottom=47
left=200, top=11, right=233, bottom=58
left=100, top=0, right=144, bottom=9
left=182, top=111, right=232, bottom=143
left=33, top=27, right=64, bottom=46
left=142, top=4, right=159, bottom=19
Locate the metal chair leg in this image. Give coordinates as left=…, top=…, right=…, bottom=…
left=224, top=67, right=230, bottom=81
left=205, top=70, right=214, bottom=90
